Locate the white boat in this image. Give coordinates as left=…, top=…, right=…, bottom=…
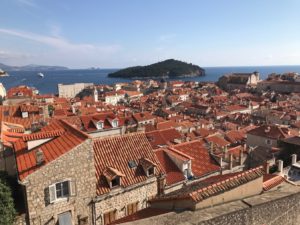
left=38, top=72, right=44, bottom=78
left=0, top=69, right=9, bottom=77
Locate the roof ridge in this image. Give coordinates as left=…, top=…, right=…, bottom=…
left=166, top=147, right=194, bottom=160
left=171, top=139, right=201, bottom=147
left=189, top=166, right=264, bottom=201
left=59, top=119, right=91, bottom=139
left=93, top=131, right=145, bottom=142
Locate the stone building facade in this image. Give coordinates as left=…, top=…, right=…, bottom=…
left=93, top=177, right=158, bottom=225
left=20, top=139, right=95, bottom=225
left=58, top=83, right=93, bottom=98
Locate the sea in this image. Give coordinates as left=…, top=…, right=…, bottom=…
left=1, top=65, right=300, bottom=94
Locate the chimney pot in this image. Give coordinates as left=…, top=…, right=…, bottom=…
left=292, top=154, right=297, bottom=165
left=277, top=160, right=283, bottom=174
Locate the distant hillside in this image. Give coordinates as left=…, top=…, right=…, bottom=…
left=0, top=63, right=69, bottom=71
left=108, top=59, right=205, bottom=78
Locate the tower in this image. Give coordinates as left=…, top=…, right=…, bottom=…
left=94, top=87, right=98, bottom=102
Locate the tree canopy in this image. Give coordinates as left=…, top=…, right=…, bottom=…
left=0, top=172, right=16, bottom=225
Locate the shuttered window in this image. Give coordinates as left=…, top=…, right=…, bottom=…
left=49, top=180, right=76, bottom=203
left=103, top=210, right=116, bottom=225
left=126, top=202, right=138, bottom=216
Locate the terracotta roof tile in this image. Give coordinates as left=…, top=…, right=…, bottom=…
left=172, top=140, right=220, bottom=177
left=152, top=167, right=264, bottom=203
left=14, top=120, right=89, bottom=181
left=155, top=149, right=186, bottom=186
left=93, top=133, right=163, bottom=195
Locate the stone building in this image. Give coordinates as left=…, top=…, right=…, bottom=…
left=92, top=133, right=163, bottom=225
left=13, top=121, right=164, bottom=225
left=14, top=120, right=95, bottom=225
left=217, top=71, right=260, bottom=91
left=246, top=125, right=292, bottom=148
left=58, top=83, right=93, bottom=98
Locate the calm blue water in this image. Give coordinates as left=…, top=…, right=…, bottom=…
left=1, top=65, right=300, bottom=94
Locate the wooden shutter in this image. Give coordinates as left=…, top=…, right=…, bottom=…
left=104, top=211, right=116, bottom=225
left=49, top=184, right=56, bottom=203
left=69, top=180, right=76, bottom=196
left=133, top=202, right=138, bottom=213
left=104, top=213, right=110, bottom=225
left=127, top=204, right=132, bottom=216
left=109, top=211, right=115, bottom=223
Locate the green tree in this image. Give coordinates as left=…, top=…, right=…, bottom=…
left=0, top=173, right=16, bottom=225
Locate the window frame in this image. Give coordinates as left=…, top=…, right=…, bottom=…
left=49, top=179, right=76, bottom=203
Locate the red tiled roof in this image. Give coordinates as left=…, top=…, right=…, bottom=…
left=172, top=140, right=220, bottom=177
left=93, top=133, right=163, bottom=195
left=14, top=120, right=89, bottom=181
left=133, top=112, right=156, bottom=122
left=146, top=128, right=182, bottom=149
left=22, top=130, right=65, bottom=141
left=247, top=125, right=292, bottom=140
left=263, top=174, right=285, bottom=191
left=205, top=135, right=230, bottom=148
left=7, top=86, right=34, bottom=98
left=225, top=130, right=245, bottom=144
left=156, top=121, right=179, bottom=130
left=155, top=149, right=186, bottom=186
left=152, top=167, right=263, bottom=203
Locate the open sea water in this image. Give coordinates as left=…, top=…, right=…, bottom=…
left=1, top=65, right=300, bottom=94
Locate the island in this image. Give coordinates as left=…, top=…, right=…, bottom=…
left=108, top=59, right=205, bottom=78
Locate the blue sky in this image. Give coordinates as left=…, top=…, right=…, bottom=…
left=1, top=0, right=300, bottom=68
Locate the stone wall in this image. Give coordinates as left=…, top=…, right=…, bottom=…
left=22, top=139, right=96, bottom=225
left=257, top=81, right=300, bottom=93
left=94, top=177, right=158, bottom=225
left=125, top=183, right=300, bottom=225
left=246, top=133, right=277, bottom=148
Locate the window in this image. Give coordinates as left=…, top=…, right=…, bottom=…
left=112, top=119, right=118, bottom=128
left=49, top=180, right=75, bottom=203
left=96, top=121, right=104, bottom=130
left=56, top=181, right=69, bottom=198
left=127, top=202, right=138, bottom=216
left=266, top=139, right=272, bottom=145
left=147, top=167, right=155, bottom=176
left=104, top=210, right=116, bottom=225
left=22, top=112, right=29, bottom=118
left=111, top=177, right=120, bottom=188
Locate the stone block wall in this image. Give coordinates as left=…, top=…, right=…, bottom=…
left=23, top=139, right=96, bottom=225
left=125, top=184, right=300, bottom=225
left=94, top=178, right=157, bottom=225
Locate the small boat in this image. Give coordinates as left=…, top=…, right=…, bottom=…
left=0, top=69, right=9, bottom=77
left=37, top=72, right=44, bottom=78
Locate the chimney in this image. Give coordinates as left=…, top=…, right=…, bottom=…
left=239, top=148, right=244, bottom=166
left=157, top=174, right=166, bottom=196
left=229, top=153, right=233, bottom=170
left=36, top=149, right=44, bottom=165
left=263, top=162, right=270, bottom=174
left=292, top=154, right=297, bottom=165
left=277, top=160, right=283, bottom=174
left=71, top=105, right=76, bottom=114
